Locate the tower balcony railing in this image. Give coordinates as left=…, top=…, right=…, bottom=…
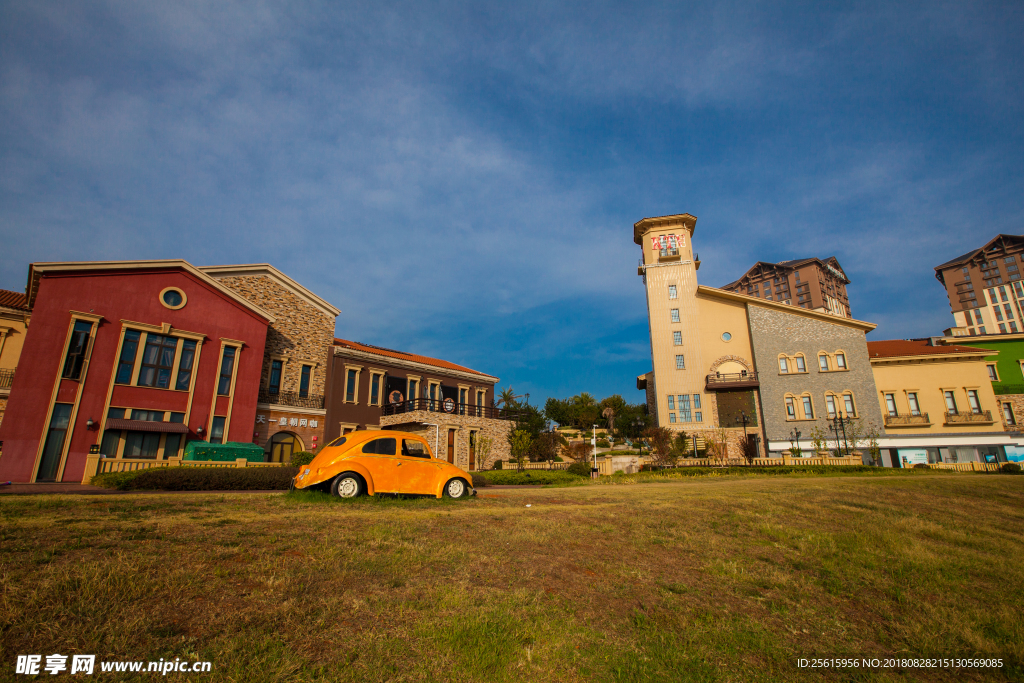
left=381, top=397, right=520, bottom=421
left=0, top=368, right=14, bottom=390
left=258, top=388, right=325, bottom=410
left=705, top=371, right=759, bottom=390
left=944, top=410, right=994, bottom=425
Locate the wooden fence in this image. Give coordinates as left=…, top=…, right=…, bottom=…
left=82, top=454, right=282, bottom=484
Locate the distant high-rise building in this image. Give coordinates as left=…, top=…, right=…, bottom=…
left=934, top=234, right=1024, bottom=336
left=721, top=257, right=852, bottom=318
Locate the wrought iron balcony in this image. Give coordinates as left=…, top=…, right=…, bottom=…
left=0, top=368, right=13, bottom=390
left=944, top=410, right=994, bottom=424
left=257, top=388, right=324, bottom=410
left=884, top=412, right=930, bottom=426
left=381, top=397, right=519, bottom=421
left=705, top=371, right=759, bottom=390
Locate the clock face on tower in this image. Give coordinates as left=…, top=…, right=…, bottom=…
left=389, top=390, right=404, bottom=404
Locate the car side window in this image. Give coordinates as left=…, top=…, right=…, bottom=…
left=402, top=439, right=430, bottom=458
left=362, top=438, right=396, bottom=455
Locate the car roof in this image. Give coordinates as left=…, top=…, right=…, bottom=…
left=334, top=430, right=426, bottom=444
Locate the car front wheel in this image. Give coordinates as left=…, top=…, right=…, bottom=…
left=331, top=473, right=364, bottom=499
left=443, top=478, right=469, bottom=499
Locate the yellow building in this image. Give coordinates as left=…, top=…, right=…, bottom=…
left=868, top=339, right=1008, bottom=464
left=635, top=214, right=764, bottom=455
left=0, top=288, right=31, bottom=428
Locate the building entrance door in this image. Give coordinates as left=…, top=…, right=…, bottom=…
left=447, top=429, right=456, bottom=464
left=269, top=432, right=302, bottom=464
left=469, top=431, right=476, bottom=471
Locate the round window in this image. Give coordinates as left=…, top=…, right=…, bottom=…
left=722, top=332, right=732, bottom=342
left=160, top=287, right=187, bottom=310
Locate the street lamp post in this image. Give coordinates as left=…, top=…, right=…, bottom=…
left=829, top=412, right=853, bottom=456
left=592, top=424, right=598, bottom=478
left=789, top=429, right=802, bottom=457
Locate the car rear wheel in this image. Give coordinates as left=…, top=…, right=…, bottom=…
left=443, top=477, right=468, bottom=499
left=331, top=473, right=364, bottom=499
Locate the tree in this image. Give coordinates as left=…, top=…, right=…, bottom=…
left=643, top=426, right=676, bottom=467
left=476, top=436, right=493, bottom=470
left=509, top=429, right=533, bottom=472
left=617, top=403, right=651, bottom=442
left=513, top=403, right=547, bottom=440
left=600, top=394, right=628, bottom=434
left=740, top=434, right=758, bottom=464
left=529, top=431, right=564, bottom=462
left=706, top=427, right=730, bottom=467
left=498, top=386, right=519, bottom=410
left=672, top=431, right=690, bottom=458
left=564, top=440, right=592, bottom=465
left=544, top=397, right=573, bottom=427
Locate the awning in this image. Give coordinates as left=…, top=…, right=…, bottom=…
left=104, top=419, right=189, bottom=434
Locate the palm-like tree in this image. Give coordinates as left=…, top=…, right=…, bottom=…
left=498, top=386, right=518, bottom=409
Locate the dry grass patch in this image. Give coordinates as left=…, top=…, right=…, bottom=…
left=0, top=474, right=1023, bottom=681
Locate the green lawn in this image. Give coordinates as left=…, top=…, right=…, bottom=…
left=1, top=473, right=1023, bottom=681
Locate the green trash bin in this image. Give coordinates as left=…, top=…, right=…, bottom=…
left=182, top=441, right=266, bottom=463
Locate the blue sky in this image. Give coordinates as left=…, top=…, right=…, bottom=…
left=1, top=1, right=1022, bottom=407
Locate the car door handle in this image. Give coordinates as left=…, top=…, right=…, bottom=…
left=396, top=462, right=402, bottom=467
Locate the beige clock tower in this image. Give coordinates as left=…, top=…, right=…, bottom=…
left=635, top=214, right=707, bottom=429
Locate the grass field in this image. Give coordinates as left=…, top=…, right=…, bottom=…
left=2, top=473, right=1023, bottom=681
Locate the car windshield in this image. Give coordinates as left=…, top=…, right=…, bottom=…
left=402, top=439, right=430, bottom=458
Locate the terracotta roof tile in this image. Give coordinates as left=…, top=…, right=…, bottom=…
left=867, top=339, right=995, bottom=359
left=333, top=338, right=494, bottom=378
left=0, top=288, right=29, bottom=311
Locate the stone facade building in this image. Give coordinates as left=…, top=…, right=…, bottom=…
left=748, top=304, right=884, bottom=455
left=325, top=338, right=511, bottom=468
left=201, top=265, right=340, bottom=462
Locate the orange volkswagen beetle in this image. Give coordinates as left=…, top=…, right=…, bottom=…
left=291, top=430, right=474, bottom=499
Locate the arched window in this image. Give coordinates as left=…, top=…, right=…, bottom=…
left=824, top=393, right=838, bottom=419
left=794, top=354, right=807, bottom=373
left=784, top=395, right=797, bottom=420
left=778, top=356, right=790, bottom=374
left=835, top=351, right=847, bottom=370
left=842, top=392, right=857, bottom=417
left=818, top=353, right=830, bottom=372
left=800, top=394, right=815, bottom=419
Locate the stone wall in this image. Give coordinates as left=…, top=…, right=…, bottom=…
left=214, top=275, right=336, bottom=398
left=998, top=393, right=1024, bottom=431
left=380, top=410, right=512, bottom=470
left=747, top=304, right=885, bottom=449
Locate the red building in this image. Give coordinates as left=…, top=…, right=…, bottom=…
left=0, top=261, right=273, bottom=483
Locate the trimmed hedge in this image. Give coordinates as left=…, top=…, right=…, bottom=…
left=480, top=470, right=586, bottom=485
left=92, top=466, right=298, bottom=491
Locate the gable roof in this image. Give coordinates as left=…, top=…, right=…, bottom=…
left=199, top=264, right=340, bottom=319
left=934, top=234, right=1024, bottom=284
left=334, top=338, right=497, bottom=381
left=721, top=255, right=849, bottom=290
left=26, top=260, right=276, bottom=323
left=867, top=339, right=996, bottom=360
left=0, top=288, right=30, bottom=312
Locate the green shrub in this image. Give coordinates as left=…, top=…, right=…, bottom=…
left=471, top=473, right=489, bottom=487
left=492, top=460, right=503, bottom=470
left=596, top=439, right=610, bottom=448
left=552, top=455, right=564, bottom=462
left=90, top=469, right=146, bottom=490
left=290, top=451, right=316, bottom=468
left=480, top=470, right=583, bottom=485
left=105, top=466, right=299, bottom=491
left=912, top=463, right=930, bottom=469
left=566, top=462, right=592, bottom=477
left=1001, top=462, right=1022, bottom=474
